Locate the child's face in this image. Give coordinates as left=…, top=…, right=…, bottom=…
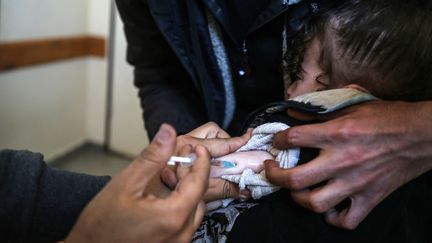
left=286, top=38, right=330, bottom=99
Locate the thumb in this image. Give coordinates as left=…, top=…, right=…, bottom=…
left=125, top=124, right=177, bottom=195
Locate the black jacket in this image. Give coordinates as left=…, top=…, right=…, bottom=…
left=115, top=0, right=335, bottom=139
left=0, top=150, right=109, bottom=242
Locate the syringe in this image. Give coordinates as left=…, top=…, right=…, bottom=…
left=168, top=155, right=236, bottom=168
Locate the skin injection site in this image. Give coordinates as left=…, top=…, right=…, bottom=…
left=0, top=0, right=431, bottom=242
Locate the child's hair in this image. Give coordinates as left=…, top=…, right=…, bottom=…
left=285, top=0, right=432, bottom=101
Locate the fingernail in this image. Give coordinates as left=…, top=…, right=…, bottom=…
left=155, top=124, right=171, bottom=144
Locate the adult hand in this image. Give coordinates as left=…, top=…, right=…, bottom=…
left=162, top=122, right=252, bottom=203
left=65, top=124, right=210, bottom=243
left=176, top=122, right=252, bottom=158
left=265, top=101, right=432, bottom=229
left=185, top=121, right=231, bottom=139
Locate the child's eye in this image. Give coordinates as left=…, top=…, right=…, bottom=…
left=315, top=73, right=329, bottom=90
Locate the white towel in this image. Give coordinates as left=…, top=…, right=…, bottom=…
left=221, top=122, right=300, bottom=199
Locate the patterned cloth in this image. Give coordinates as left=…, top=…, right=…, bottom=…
left=192, top=202, right=258, bottom=243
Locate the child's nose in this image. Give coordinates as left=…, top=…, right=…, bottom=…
left=286, top=81, right=298, bottom=99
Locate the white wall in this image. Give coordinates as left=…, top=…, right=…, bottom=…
left=85, top=0, right=110, bottom=145
left=0, top=0, right=89, bottom=161
left=85, top=0, right=148, bottom=156
left=0, top=0, right=149, bottom=160
left=0, top=61, right=88, bottom=160
left=0, top=0, right=87, bottom=41
left=110, top=13, right=148, bottom=156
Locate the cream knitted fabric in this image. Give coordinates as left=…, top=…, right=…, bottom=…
left=221, top=122, right=300, bottom=199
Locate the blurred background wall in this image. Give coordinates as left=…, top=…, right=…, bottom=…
left=0, top=0, right=148, bottom=162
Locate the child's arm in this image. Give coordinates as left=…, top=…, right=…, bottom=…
left=210, top=150, right=274, bottom=178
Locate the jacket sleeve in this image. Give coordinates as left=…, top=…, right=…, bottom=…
left=115, top=0, right=208, bottom=139
left=0, top=149, right=110, bottom=242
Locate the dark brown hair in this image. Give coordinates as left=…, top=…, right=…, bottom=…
left=285, top=0, right=432, bottom=101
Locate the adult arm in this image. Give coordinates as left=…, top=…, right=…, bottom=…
left=265, top=101, right=432, bottom=229
left=115, top=0, right=207, bottom=139
left=66, top=124, right=210, bottom=243
left=0, top=150, right=109, bottom=242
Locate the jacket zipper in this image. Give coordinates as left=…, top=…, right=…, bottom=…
left=239, top=1, right=291, bottom=76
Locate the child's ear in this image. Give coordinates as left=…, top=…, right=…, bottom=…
left=344, top=84, right=370, bottom=94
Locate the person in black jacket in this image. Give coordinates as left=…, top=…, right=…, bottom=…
left=115, top=0, right=339, bottom=139
left=116, top=0, right=432, bottom=236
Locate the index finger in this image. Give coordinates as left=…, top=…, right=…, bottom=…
left=264, top=155, right=334, bottom=190
left=273, top=122, right=332, bottom=150
left=279, top=102, right=368, bottom=149
left=179, top=131, right=251, bottom=157
left=286, top=106, right=352, bottom=122
left=169, top=145, right=211, bottom=211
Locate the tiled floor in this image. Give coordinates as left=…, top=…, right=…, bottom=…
left=52, top=143, right=131, bottom=176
